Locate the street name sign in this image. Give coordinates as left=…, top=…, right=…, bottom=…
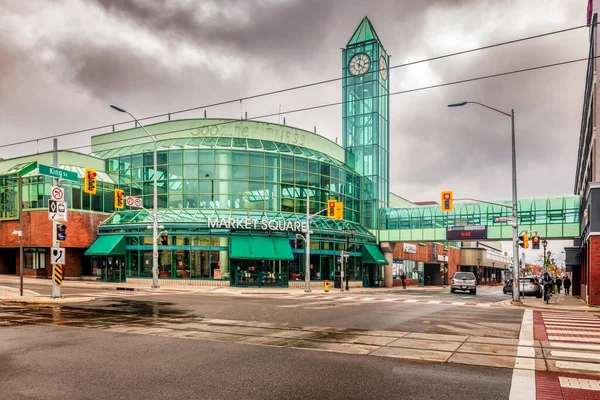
left=48, top=200, right=68, bottom=221
left=39, top=164, right=79, bottom=183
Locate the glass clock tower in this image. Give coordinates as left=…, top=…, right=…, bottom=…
left=342, top=16, right=390, bottom=229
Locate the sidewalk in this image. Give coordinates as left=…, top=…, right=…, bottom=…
left=505, top=293, right=592, bottom=312
left=0, top=284, right=95, bottom=304
left=0, top=275, right=499, bottom=296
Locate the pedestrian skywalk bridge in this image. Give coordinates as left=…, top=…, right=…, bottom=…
left=377, top=195, right=580, bottom=241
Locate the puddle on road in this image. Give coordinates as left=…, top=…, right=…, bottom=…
left=0, top=299, right=201, bottom=328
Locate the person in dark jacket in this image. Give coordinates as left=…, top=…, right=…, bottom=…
left=555, top=276, right=562, bottom=294
left=563, top=276, right=572, bottom=295
left=400, top=272, right=406, bottom=289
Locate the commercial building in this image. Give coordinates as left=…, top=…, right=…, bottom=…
left=0, top=17, right=392, bottom=288
left=572, top=10, right=600, bottom=305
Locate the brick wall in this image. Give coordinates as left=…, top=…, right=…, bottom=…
left=391, top=242, right=460, bottom=285
left=1, top=210, right=109, bottom=278
left=588, top=236, right=600, bottom=305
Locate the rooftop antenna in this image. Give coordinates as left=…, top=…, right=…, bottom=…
left=278, top=104, right=282, bottom=124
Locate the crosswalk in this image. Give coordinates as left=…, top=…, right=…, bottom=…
left=270, top=293, right=505, bottom=308
left=541, top=311, right=600, bottom=343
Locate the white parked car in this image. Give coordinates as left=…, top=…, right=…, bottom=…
left=450, top=272, right=477, bottom=295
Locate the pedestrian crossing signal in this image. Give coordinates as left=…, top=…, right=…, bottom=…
left=114, top=189, right=125, bottom=209
left=440, top=191, right=453, bottom=212
left=327, top=200, right=336, bottom=218
left=532, top=235, right=540, bottom=250
left=84, top=168, right=97, bottom=195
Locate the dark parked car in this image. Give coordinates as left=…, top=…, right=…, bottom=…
left=503, top=277, right=542, bottom=298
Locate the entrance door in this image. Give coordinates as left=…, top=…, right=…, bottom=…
left=102, top=256, right=125, bottom=282
left=362, top=264, right=380, bottom=288
left=262, top=261, right=288, bottom=287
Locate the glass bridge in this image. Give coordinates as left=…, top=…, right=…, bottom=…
left=377, top=196, right=580, bottom=242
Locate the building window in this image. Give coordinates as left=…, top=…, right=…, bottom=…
left=24, top=248, right=46, bottom=270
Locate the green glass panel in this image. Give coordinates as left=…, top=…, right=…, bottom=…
left=232, top=138, right=247, bottom=148
left=217, top=137, right=232, bottom=147
left=247, top=139, right=262, bottom=149
left=261, top=140, right=277, bottom=150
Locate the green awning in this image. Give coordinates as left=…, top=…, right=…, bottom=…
left=230, top=236, right=294, bottom=261
left=85, top=235, right=126, bottom=256
left=362, top=244, right=388, bottom=265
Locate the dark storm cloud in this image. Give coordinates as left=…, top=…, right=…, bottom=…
left=0, top=0, right=589, bottom=203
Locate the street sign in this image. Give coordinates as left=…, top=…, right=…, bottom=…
left=48, top=200, right=68, bottom=221
left=51, top=186, right=64, bottom=201
left=446, top=225, right=487, bottom=241
left=38, top=164, right=79, bottom=182
left=494, top=217, right=512, bottom=223
left=51, top=247, right=66, bottom=265
left=126, top=196, right=143, bottom=208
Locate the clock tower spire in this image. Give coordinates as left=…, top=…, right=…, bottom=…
left=342, top=16, right=389, bottom=229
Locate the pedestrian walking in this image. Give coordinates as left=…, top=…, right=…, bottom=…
left=556, top=276, right=562, bottom=294
left=400, top=271, right=406, bottom=289
left=563, top=276, right=571, bottom=295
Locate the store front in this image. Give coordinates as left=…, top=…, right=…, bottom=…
left=85, top=235, right=126, bottom=282
left=361, top=244, right=387, bottom=288
left=229, top=235, right=292, bottom=287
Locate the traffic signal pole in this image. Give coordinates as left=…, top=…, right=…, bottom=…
left=51, top=139, right=61, bottom=299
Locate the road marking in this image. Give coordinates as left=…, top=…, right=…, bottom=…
left=550, top=350, right=600, bottom=361
left=549, top=342, right=600, bottom=351
left=555, top=360, right=600, bottom=372
left=559, top=377, right=600, bottom=391
left=509, top=309, right=535, bottom=400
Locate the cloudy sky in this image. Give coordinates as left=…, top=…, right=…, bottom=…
left=0, top=1, right=590, bottom=211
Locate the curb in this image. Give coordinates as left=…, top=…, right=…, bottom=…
left=500, top=298, right=595, bottom=312
left=0, top=296, right=96, bottom=305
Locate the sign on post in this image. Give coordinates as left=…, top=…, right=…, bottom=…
left=51, top=186, right=64, bottom=201
left=125, top=196, right=143, bottom=208
left=48, top=200, right=68, bottom=221
left=39, top=164, right=79, bottom=182
left=51, top=247, right=66, bottom=265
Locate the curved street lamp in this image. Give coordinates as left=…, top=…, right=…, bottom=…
left=110, top=105, right=160, bottom=289
left=448, top=101, right=518, bottom=302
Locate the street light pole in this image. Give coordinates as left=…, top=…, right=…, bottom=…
left=448, top=101, right=520, bottom=303
left=110, top=105, right=159, bottom=289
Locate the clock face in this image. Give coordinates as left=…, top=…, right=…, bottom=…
left=348, top=53, right=370, bottom=76
left=379, top=56, right=388, bottom=81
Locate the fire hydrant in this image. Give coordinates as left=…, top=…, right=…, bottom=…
left=324, top=279, right=330, bottom=292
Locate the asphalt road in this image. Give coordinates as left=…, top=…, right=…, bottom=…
left=56, top=290, right=524, bottom=338
left=0, top=324, right=512, bottom=400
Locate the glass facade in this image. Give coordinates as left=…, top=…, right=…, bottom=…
left=343, top=17, right=390, bottom=229
left=100, top=141, right=362, bottom=223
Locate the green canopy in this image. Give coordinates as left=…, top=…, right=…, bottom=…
left=85, top=235, right=126, bottom=256
left=230, top=236, right=293, bottom=261
left=362, top=244, right=387, bottom=265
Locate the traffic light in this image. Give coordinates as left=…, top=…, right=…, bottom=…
left=518, top=233, right=529, bottom=248
left=532, top=235, right=540, bottom=250
left=334, top=201, right=344, bottom=220
left=160, top=233, right=168, bottom=245
left=114, top=189, right=125, bottom=209
left=84, top=168, right=97, bottom=194
left=327, top=200, right=336, bottom=218
left=56, top=224, right=67, bottom=241
left=440, top=191, right=453, bottom=212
